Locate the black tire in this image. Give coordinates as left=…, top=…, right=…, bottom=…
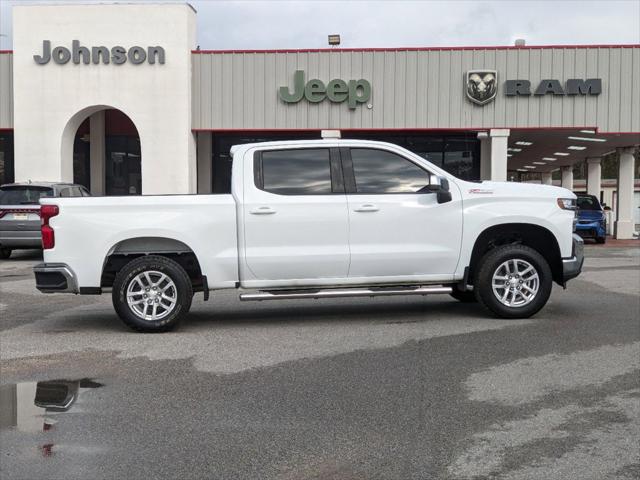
left=475, top=244, right=552, bottom=319
left=0, top=247, right=11, bottom=259
left=450, top=290, right=477, bottom=303
left=112, top=255, right=193, bottom=332
left=596, top=236, right=606, bottom=244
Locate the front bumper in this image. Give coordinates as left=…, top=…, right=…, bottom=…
left=575, top=221, right=606, bottom=238
left=33, top=263, right=78, bottom=293
left=562, top=234, right=584, bottom=284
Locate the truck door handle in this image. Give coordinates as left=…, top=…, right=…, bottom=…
left=353, top=204, right=379, bottom=212
left=250, top=206, right=276, bottom=215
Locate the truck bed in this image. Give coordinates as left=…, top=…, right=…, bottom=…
left=40, top=194, right=239, bottom=289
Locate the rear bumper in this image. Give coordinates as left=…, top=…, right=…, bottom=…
left=0, top=230, right=41, bottom=248
left=562, top=234, right=584, bottom=284
left=33, top=263, right=78, bottom=293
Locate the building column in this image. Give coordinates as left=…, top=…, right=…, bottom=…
left=586, top=157, right=602, bottom=199
left=89, top=111, right=105, bottom=195
left=561, top=166, right=573, bottom=190
left=196, top=132, right=212, bottom=194
left=479, top=133, right=491, bottom=181
left=489, top=129, right=510, bottom=182
left=615, top=147, right=636, bottom=239
left=541, top=172, right=553, bottom=185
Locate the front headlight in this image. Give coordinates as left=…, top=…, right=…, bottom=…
left=557, top=198, right=577, bottom=210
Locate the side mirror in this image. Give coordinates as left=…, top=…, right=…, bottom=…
left=428, top=174, right=442, bottom=190
left=427, top=174, right=452, bottom=204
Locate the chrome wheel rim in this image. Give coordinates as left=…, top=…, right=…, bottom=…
left=491, top=259, right=539, bottom=308
left=126, top=270, right=177, bottom=321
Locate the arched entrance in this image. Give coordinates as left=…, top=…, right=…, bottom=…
left=65, top=107, right=141, bottom=195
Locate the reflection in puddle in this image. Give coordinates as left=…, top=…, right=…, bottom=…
left=0, top=379, right=102, bottom=457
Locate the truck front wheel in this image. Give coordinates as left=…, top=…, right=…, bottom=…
left=475, top=244, right=552, bottom=319
left=112, top=255, right=193, bottom=332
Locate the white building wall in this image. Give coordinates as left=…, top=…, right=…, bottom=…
left=11, top=4, right=196, bottom=194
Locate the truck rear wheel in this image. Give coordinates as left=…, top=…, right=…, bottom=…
left=112, top=255, right=193, bottom=332
left=475, top=244, right=552, bottom=319
left=0, top=247, right=12, bottom=259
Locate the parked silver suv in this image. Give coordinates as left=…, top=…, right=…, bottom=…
left=0, top=182, right=90, bottom=259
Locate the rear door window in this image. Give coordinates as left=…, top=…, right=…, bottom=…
left=0, top=186, right=54, bottom=205
left=256, top=148, right=337, bottom=195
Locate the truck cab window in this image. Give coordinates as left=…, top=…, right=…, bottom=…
left=258, top=148, right=333, bottom=195
left=350, top=148, right=430, bottom=193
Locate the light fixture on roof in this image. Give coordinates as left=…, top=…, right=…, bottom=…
left=567, top=145, right=587, bottom=150
left=507, top=154, right=513, bottom=157
left=567, top=136, right=606, bottom=142
left=321, top=129, right=341, bottom=139
left=515, top=141, right=533, bottom=146
left=533, top=161, right=546, bottom=165
left=507, top=148, right=522, bottom=152
left=524, top=165, right=536, bottom=169
left=579, top=130, right=596, bottom=134
left=328, top=34, right=341, bottom=46
left=554, top=152, right=570, bottom=156
left=517, top=168, right=528, bottom=172
left=542, top=157, right=557, bottom=161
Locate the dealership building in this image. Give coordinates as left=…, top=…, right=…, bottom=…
left=0, top=3, right=638, bottom=237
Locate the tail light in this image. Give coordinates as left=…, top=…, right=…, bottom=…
left=40, top=205, right=59, bottom=250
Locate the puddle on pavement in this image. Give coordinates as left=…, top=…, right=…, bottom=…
left=0, top=378, right=103, bottom=457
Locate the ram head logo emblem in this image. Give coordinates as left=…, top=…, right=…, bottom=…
left=466, top=70, right=498, bottom=105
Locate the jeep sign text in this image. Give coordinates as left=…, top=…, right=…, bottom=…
left=279, top=70, right=371, bottom=109
left=34, top=40, right=165, bottom=65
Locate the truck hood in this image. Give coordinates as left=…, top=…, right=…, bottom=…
left=458, top=180, right=575, bottom=200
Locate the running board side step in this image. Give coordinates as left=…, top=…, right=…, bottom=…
left=239, top=286, right=452, bottom=302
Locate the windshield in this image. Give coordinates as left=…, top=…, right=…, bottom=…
left=576, top=195, right=602, bottom=211
left=0, top=186, right=54, bottom=205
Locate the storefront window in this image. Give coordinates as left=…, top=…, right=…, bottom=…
left=106, top=136, right=141, bottom=195
left=0, top=133, right=15, bottom=185
left=210, top=131, right=480, bottom=193
left=345, top=132, right=479, bottom=181
left=212, top=132, right=318, bottom=193
left=73, top=136, right=90, bottom=190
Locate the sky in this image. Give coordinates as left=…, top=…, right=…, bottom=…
left=1, top=0, right=639, bottom=50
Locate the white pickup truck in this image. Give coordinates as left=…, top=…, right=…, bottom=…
left=34, top=139, right=584, bottom=332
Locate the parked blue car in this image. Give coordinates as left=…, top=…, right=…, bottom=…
left=575, top=193, right=606, bottom=244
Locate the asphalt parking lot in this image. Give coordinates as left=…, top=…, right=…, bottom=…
left=1, top=243, right=639, bottom=480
